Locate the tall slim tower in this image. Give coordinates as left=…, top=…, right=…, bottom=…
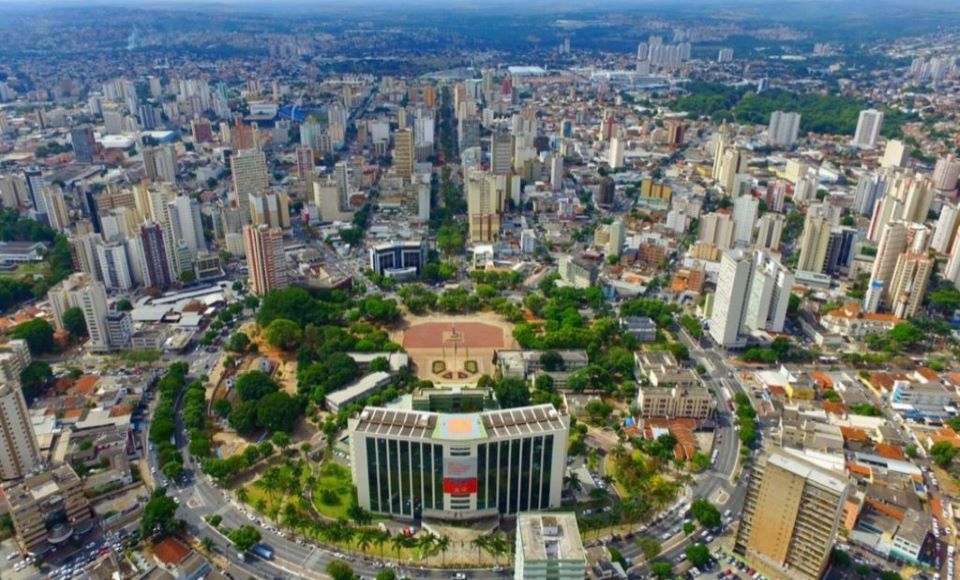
left=243, top=225, right=288, bottom=296
left=70, top=126, right=97, bottom=164
left=0, top=383, right=42, bottom=480
left=168, top=194, right=205, bottom=256
left=71, top=280, right=111, bottom=353
left=491, top=131, right=513, bottom=176
left=796, top=213, right=833, bottom=273
left=137, top=222, right=174, bottom=289
left=231, top=148, right=269, bottom=222
left=393, top=128, right=415, bottom=178
left=852, top=109, right=884, bottom=149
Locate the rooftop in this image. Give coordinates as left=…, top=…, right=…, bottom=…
left=352, top=403, right=567, bottom=441
left=517, top=512, right=586, bottom=563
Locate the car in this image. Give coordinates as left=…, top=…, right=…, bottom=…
left=453, top=574, right=467, bottom=580
left=7, top=552, right=20, bottom=561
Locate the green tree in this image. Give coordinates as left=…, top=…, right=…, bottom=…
left=141, top=488, right=180, bottom=537
left=12, top=318, right=55, bottom=354
left=257, top=392, right=301, bottom=433
left=63, top=306, right=87, bottom=337
left=19, top=361, right=53, bottom=399
left=115, top=298, right=133, bottom=311
left=212, top=399, right=232, bottom=418
left=889, top=322, right=923, bottom=347
left=229, top=401, right=260, bottom=434
left=690, top=498, right=721, bottom=528
left=494, top=378, right=531, bottom=409
left=650, top=561, right=673, bottom=579
left=327, top=560, right=355, bottom=580
left=235, top=370, right=279, bottom=401
left=540, top=350, right=565, bottom=371
left=227, top=332, right=251, bottom=352
left=931, top=441, right=958, bottom=467
left=228, top=525, right=262, bottom=552
left=375, top=569, right=396, bottom=580
left=686, top=543, right=711, bottom=567
left=264, top=319, right=303, bottom=351
left=638, top=537, right=661, bottom=561
left=162, top=461, right=183, bottom=480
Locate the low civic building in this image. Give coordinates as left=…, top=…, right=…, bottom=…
left=821, top=304, right=900, bottom=339
left=637, top=385, right=715, bottom=419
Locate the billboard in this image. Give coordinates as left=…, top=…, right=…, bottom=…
left=443, top=478, right=478, bottom=494
left=444, top=456, right=477, bottom=479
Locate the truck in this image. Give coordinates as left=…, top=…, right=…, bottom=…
left=251, top=544, right=274, bottom=560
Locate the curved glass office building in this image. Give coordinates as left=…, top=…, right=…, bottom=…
left=348, top=403, right=569, bottom=521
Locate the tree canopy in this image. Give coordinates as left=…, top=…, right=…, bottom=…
left=12, top=318, right=55, bottom=355
left=235, top=371, right=279, bottom=401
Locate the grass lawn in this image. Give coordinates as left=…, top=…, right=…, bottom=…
left=0, top=262, right=45, bottom=279
left=312, top=462, right=354, bottom=520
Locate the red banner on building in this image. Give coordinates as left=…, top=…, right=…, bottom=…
left=443, top=478, right=478, bottom=494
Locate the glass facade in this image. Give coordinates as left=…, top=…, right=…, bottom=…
left=361, top=434, right=557, bottom=517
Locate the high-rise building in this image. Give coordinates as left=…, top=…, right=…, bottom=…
left=249, top=191, right=290, bottom=229
left=880, top=139, right=909, bottom=168
left=709, top=250, right=793, bottom=347
left=368, top=240, right=428, bottom=278
left=607, top=219, right=625, bottom=257
left=712, top=142, right=748, bottom=193
left=865, top=222, right=928, bottom=313
left=458, top=117, right=481, bottom=153
left=852, top=109, right=884, bottom=149
left=888, top=251, right=933, bottom=319
left=767, top=111, right=800, bottom=148
left=732, top=195, right=758, bottom=244
left=698, top=212, right=736, bottom=250
left=853, top=172, right=887, bottom=216
left=70, top=126, right=97, bottom=164
left=168, top=194, right=205, bottom=256
left=4, top=465, right=93, bottom=552
left=67, top=234, right=104, bottom=283
left=608, top=137, right=625, bottom=169
left=295, top=145, right=314, bottom=179
left=0, top=382, right=42, bottom=480
left=393, top=128, right=415, bottom=178
left=717, top=48, right=734, bottom=63
left=70, top=280, right=111, bottom=353
left=597, top=176, right=615, bottom=207
left=466, top=172, right=505, bottom=243
left=96, top=242, right=133, bottom=291
left=243, top=225, right=288, bottom=296
left=142, top=144, right=176, bottom=183
left=137, top=222, right=174, bottom=289
left=549, top=155, right=564, bottom=192
left=796, top=213, right=833, bottom=273
left=230, top=148, right=269, bottom=222
left=932, top=203, right=960, bottom=254
left=734, top=449, right=847, bottom=580
left=755, top=213, right=785, bottom=252
left=933, top=154, right=960, bottom=194
left=515, top=513, right=587, bottom=580
left=23, top=167, right=48, bottom=219
left=491, top=131, right=513, bottom=176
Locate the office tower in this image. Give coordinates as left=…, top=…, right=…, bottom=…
left=230, top=148, right=268, bottom=222
left=137, top=222, right=174, bottom=289
left=458, top=117, right=480, bottom=153
left=515, top=513, right=586, bottom=580
left=549, top=155, right=564, bottom=192
left=71, top=280, right=111, bottom=353
left=23, top=166, right=48, bottom=218
left=698, top=212, right=736, bottom=250
left=796, top=213, right=833, bottom=273
left=734, top=450, right=847, bottom=580
left=608, top=219, right=625, bottom=257
left=597, top=176, right=615, bottom=207
left=97, top=241, right=133, bottom=291
left=755, top=213, right=785, bottom=252
left=70, top=126, right=97, bottom=164
left=852, top=109, right=884, bottom=149
left=295, top=145, right=313, bottom=178
left=933, top=154, right=960, bottom=194
left=0, top=383, right=42, bottom=479
left=932, top=203, right=960, bottom=254
left=393, top=128, right=415, bottom=178
left=881, top=139, right=909, bottom=168
left=249, top=191, right=290, bottom=229
left=608, top=137, right=625, bottom=169
left=466, top=172, right=505, bottom=243
left=888, top=251, right=933, bottom=319
left=767, top=111, right=800, bottom=148
left=243, top=225, right=287, bottom=296
left=824, top=227, right=859, bottom=275
left=167, top=194, right=205, bottom=255
left=732, top=195, right=758, bottom=245
left=709, top=250, right=793, bottom=347
left=491, top=131, right=513, bottom=175
left=368, top=240, right=428, bottom=278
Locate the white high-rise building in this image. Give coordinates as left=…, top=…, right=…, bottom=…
left=608, top=219, right=625, bottom=257
left=767, top=111, right=801, bottom=148
left=933, top=154, right=960, bottom=193
left=796, top=214, right=833, bottom=273
left=0, top=382, right=42, bottom=480
left=550, top=155, right=564, bottom=191
left=96, top=242, right=133, bottom=291
left=755, top=213, right=785, bottom=252
left=852, top=109, right=884, bottom=149
left=710, top=250, right=793, bottom=348
left=732, top=195, right=759, bottom=245
left=167, top=194, right=205, bottom=256
left=70, top=280, right=111, bottom=353
left=231, top=148, right=269, bottom=222
left=491, top=131, right=513, bottom=176
left=608, top=137, right=625, bottom=169
left=932, top=204, right=960, bottom=255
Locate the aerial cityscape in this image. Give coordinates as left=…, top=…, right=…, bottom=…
left=0, top=1, right=959, bottom=579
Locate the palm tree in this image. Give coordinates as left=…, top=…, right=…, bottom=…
left=374, top=530, right=390, bottom=560
left=236, top=486, right=249, bottom=504
left=488, top=533, right=508, bottom=565
left=356, top=527, right=375, bottom=556
left=201, top=537, right=214, bottom=552
left=436, top=535, right=451, bottom=566
left=612, top=440, right=627, bottom=461
left=564, top=471, right=582, bottom=493
left=391, top=533, right=408, bottom=562
left=417, top=534, right=437, bottom=561
left=471, top=536, right=488, bottom=566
